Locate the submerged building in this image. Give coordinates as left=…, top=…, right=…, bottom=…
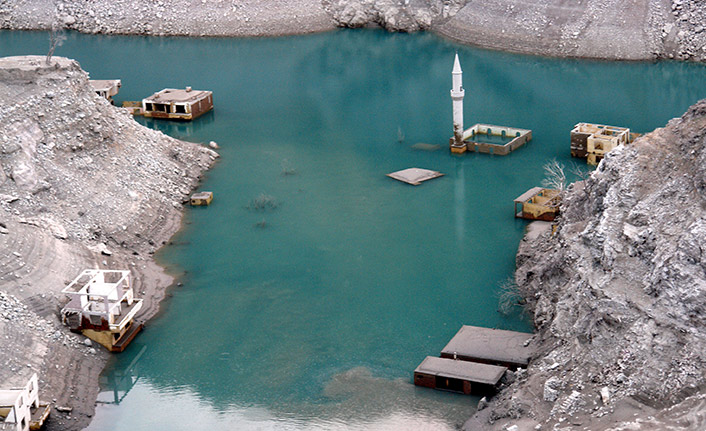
left=449, top=54, right=531, bottom=155
left=513, top=187, right=561, bottom=221
left=89, top=79, right=121, bottom=104
left=571, top=122, right=632, bottom=165
left=141, top=87, right=213, bottom=120
left=60, top=269, right=143, bottom=352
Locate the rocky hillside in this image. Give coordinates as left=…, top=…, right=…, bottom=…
left=2, top=1, right=706, bottom=62
left=0, top=55, right=217, bottom=430
left=0, top=0, right=335, bottom=36
left=468, top=100, right=706, bottom=429
left=437, top=0, right=706, bottom=62
left=324, top=0, right=467, bottom=32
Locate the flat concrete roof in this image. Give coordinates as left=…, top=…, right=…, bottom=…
left=414, top=356, right=507, bottom=385
left=89, top=79, right=121, bottom=91
left=386, top=168, right=444, bottom=186
left=0, top=390, right=21, bottom=406
left=514, top=187, right=543, bottom=203
left=145, top=88, right=211, bottom=104
left=441, top=325, right=533, bottom=367
left=191, top=191, right=213, bottom=199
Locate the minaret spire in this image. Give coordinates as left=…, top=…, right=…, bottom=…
left=450, top=53, right=465, bottom=151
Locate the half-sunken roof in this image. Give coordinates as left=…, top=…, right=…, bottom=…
left=89, top=79, right=121, bottom=92
left=415, top=356, right=507, bottom=385
left=145, top=88, right=211, bottom=104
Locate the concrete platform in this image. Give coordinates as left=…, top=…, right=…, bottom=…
left=414, top=356, right=507, bottom=395
left=440, top=325, right=533, bottom=369
left=386, top=168, right=444, bottom=186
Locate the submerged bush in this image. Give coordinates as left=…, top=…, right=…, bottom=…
left=281, top=159, right=297, bottom=176
left=497, top=276, right=524, bottom=316
left=248, top=193, right=279, bottom=211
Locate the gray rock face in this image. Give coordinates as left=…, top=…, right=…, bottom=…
left=543, top=376, right=561, bottom=402
left=469, top=101, right=706, bottom=430
left=325, top=0, right=466, bottom=32
left=479, top=99, right=706, bottom=428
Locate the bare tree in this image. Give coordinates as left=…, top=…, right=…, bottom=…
left=569, top=161, right=591, bottom=182
left=46, top=22, right=66, bottom=66
left=541, top=159, right=567, bottom=191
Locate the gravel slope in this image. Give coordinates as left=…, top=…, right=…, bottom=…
left=2, top=1, right=705, bottom=62
left=0, top=55, right=217, bottom=430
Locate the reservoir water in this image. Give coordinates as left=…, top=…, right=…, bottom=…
left=2, top=29, right=706, bottom=430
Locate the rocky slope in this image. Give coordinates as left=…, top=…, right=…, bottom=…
left=2, top=1, right=706, bottom=62
left=0, top=55, right=217, bottom=430
left=466, top=100, right=706, bottom=429
left=437, top=0, right=706, bottom=62
left=0, top=0, right=335, bottom=36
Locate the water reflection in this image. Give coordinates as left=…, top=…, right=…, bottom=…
left=136, top=110, right=216, bottom=141
left=91, top=365, right=471, bottom=430
left=96, top=345, right=147, bottom=405
left=454, top=161, right=466, bottom=244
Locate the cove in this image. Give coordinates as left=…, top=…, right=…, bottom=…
left=2, top=28, right=706, bottom=430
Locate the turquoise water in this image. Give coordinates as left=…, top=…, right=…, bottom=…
left=2, top=29, right=706, bottom=430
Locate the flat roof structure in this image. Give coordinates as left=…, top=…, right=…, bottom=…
left=451, top=124, right=532, bottom=155
left=89, top=79, right=121, bottom=94
left=141, top=87, right=213, bottom=121
left=144, top=88, right=211, bottom=104
left=415, top=356, right=507, bottom=386
left=0, top=374, right=49, bottom=431
left=440, top=325, right=534, bottom=370
left=89, top=79, right=121, bottom=104
left=190, top=191, right=213, bottom=206
left=386, top=168, right=444, bottom=186
left=514, top=187, right=544, bottom=204
left=514, top=187, right=561, bottom=221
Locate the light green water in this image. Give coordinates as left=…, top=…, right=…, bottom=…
left=2, top=28, right=706, bottom=431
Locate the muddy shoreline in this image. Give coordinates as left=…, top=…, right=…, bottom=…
left=0, top=55, right=218, bottom=430
left=2, top=1, right=706, bottom=62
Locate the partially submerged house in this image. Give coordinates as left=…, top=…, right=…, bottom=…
left=141, top=87, right=213, bottom=120
left=190, top=191, right=213, bottom=206
left=414, top=326, right=534, bottom=396
left=0, top=374, right=50, bottom=431
left=571, top=122, right=631, bottom=165
left=89, top=79, right=121, bottom=104
left=414, top=357, right=507, bottom=395
left=514, top=187, right=561, bottom=221
left=60, top=269, right=143, bottom=352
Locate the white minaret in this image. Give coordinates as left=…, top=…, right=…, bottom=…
left=450, top=53, right=465, bottom=147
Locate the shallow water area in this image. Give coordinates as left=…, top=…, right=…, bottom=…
left=2, top=28, right=706, bottom=431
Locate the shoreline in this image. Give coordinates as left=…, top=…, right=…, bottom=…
left=0, top=55, right=218, bottom=431
left=2, top=1, right=705, bottom=63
